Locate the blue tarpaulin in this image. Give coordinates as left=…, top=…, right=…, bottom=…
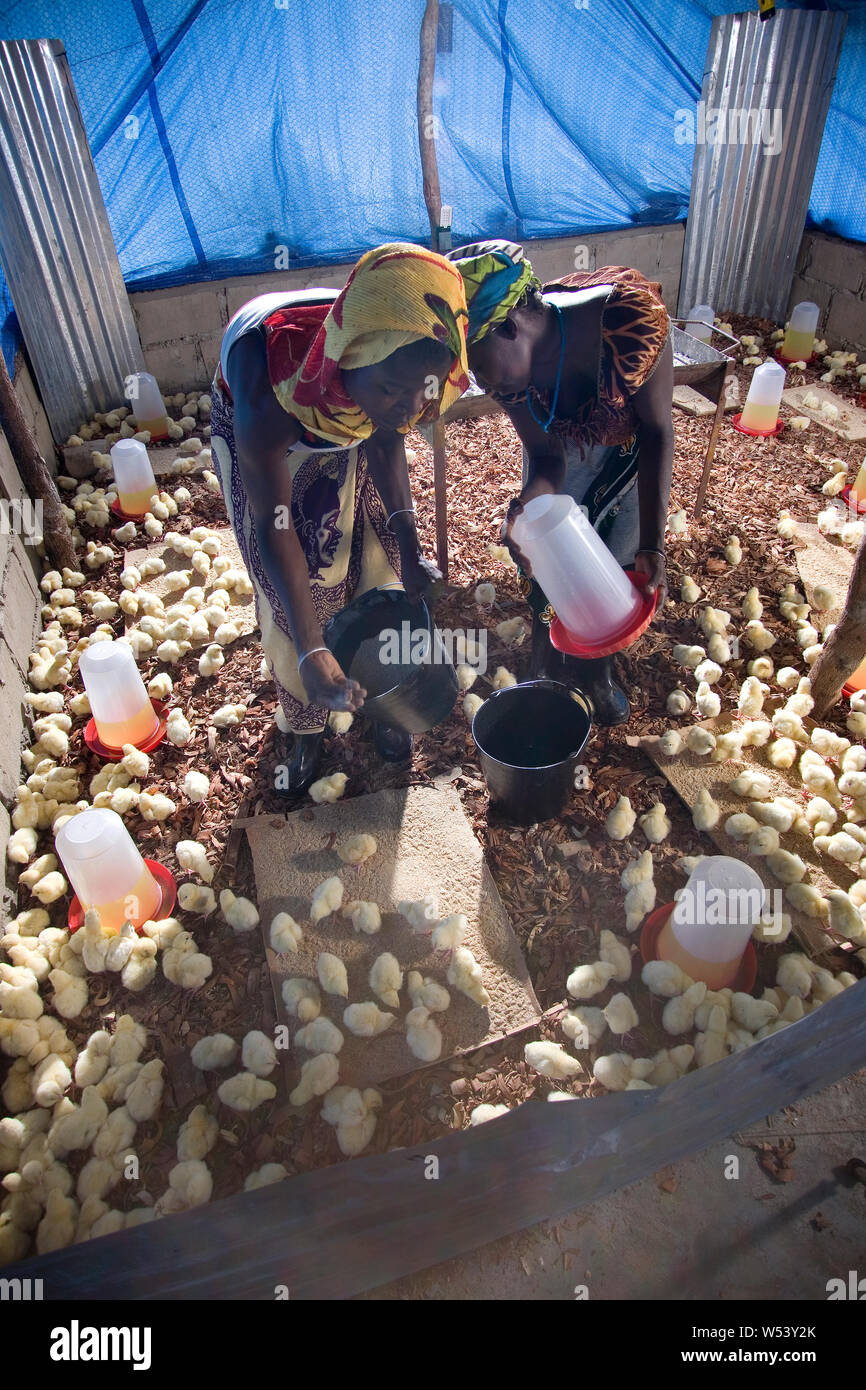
left=0, top=0, right=863, bottom=374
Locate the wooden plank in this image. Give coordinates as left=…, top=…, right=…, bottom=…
left=9, top=980, right=866, bottom=1301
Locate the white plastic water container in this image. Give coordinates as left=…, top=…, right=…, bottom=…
left=110, top=438, right=157, bottom=517
left=658, top=856, right=765, bottom=987
left=740, top=359, right=786, bottom=433
left=685, top=304, right=714, bottom=343
left=78, top=640, right=158, bottom=749
left=55, top=808, right=161, bottom=931
left=511, top=494, right=642, bottom=640
left=781, top=301, right=819, bottom=362
left=125, top=371, right=169, bottom=440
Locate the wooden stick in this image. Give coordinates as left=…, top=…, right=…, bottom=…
left=417, top=0, right=441, bottom=244
left=0, top=350, right=77, bottom=571
left=432, top=417, right=449, bottom=582
left=810, top=527, right=866, bottom=716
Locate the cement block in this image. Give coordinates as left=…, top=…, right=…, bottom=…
left=0, top=798, right=12, bottom=918
left=825, top=290, right=866, bottom=355
left=0, top=639, right=28, bottom=802
left=13, top=357, right=58, bottom=466
left=787, top=275, right=832, bottom=324
left=782, top=384, right=866, bottom=442
left=132, top=282, right=229, bottom=351
left=141, top=338, right=222, bottom=396
left=807, top=233, right=865, bottom=296
left=0, top=542, right=40, bottom=672
left=222, top=269, right=347, bottom=319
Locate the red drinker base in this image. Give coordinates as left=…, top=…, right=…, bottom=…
left=731, top=412, right=786, bottom=438
left=110, top=498, right=149, bottom=521
left=841, top=485, right=866, bottom=517
left=548, top=570, right=659, bottom=660
left=67, top=859, right=177, bottom=935
left=83, top=700, right=168, bottom=761
left=639, top=902, right=758, bottom=992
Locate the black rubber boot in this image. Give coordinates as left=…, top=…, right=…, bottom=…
left=373, top=722, right=413, bottom=763
left=279, top=730, right=325, bottom=793
left=565, top=654, right=630, bottom=727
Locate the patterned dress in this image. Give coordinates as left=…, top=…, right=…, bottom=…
left=210, top=382, right=401, bottom=733
left=495, top=267, right=670, bottom=639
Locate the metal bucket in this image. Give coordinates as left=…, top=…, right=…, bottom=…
left=325, top=588, right=458, bottom=734
left=472, top=680, right=592, bottom=823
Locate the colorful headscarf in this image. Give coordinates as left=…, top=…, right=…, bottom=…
left=446, top=239, right=540, bottom=343
left=262, top=244, right=470, bottom=445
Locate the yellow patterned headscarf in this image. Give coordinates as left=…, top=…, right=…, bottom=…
left=446, top=239, right=540, bottom=343
left=263, top=244, right=470, bottom=445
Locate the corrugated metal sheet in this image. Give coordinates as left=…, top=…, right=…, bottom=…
left=678, top=10, right=847, bottom=324
left=0, top=39, right=145, bottom=443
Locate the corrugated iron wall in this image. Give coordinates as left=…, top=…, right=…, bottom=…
left=0, top=38, right=144, bottom=443
left=678, top=9, right=847, bottom=324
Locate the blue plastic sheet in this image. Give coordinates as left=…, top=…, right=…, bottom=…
left=0, top=0, right=862, bottom=375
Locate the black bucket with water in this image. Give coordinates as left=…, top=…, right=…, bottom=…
left=325, top=588, right=458, bottom=734
left=472, top=680, right=593, bottom=823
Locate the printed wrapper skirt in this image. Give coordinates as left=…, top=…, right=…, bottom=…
left=210, top=381, right=402, bottom=732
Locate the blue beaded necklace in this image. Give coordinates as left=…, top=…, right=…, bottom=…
left=525, top=301, right=565, bottom=433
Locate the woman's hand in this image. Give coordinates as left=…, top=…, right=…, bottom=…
left=501, top=477, right=556, bottom=576
left=634, top=549, right=668, bottom=609
left=399, top=547, right=442, bottom=603
left=300, top=649, right=366, bottom=712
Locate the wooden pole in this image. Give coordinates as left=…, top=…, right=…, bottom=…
left=417, top=0, right=449, bottom=580
left=0, top=351, right=76, bottom=572
left=809, top=527, right=866, bottom=717
left=417, top=0, right=441, bottom=244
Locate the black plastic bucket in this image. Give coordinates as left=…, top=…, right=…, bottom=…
left=472, top=679, right=593, bottom=823
left=324, top=588, right=458, bottom=734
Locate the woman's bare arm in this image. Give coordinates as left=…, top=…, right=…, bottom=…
left=226, top=332, right=365, bottom=710
left=363, top=426, right=441, bottom=600
left=630, top=336, right=674, bottom=604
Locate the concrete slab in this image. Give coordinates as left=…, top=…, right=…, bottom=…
left=782, top=385, right=866, bottom=442
left=244, top=786, right=542, bottom=1090
left=357, top=1067, right=866, bottom=1300
left=673, top=384, right=717, bottom=417
left=0, top=543, right=40, bottom=673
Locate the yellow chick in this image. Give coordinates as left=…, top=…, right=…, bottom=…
left=309, top=772, right=348, bottom=804
left=337, top=833, right=377, bottom=865
left=491, top=666, right=517, bottom=690
left=692, top=788, right=720, bottom=831
left=176, top=839, right=214, bottom=883
left=495, top=617, right=527, bottom=645
left=695, top=682, right=721, bottom=719
left=561, top=1005, right=607, bottom=1048
left=219, top=1071, right=278, bottom=1112
left=177, top=883, right=217, bottom=916
left=219, top=889, right=259, bottom=932
left=398, top=895, right=439, bottom=931
left=244, top=1164, right=288, bottom=1190
left=605, top=794, right=636, bottom=841
left=662, top=981, right=707, bottom=1034
left=659, top=729, right=684, bottom=756
left=566, top=959, right=615, bottom=999
left=310, top=876, right=343, bottom=923
left=684, top=725, right=716, bottom=756
left=211, top=703, right=246, bottom=728
left=342, top=900, right=381, bottom=936
left=182, top=769, right=210, bottom=802
left=666, top=688, right=692, bottom=716
left=446, top=945, right=490, bottom=1007
left=288, top=1054, right=338, bottom=1107
left=241, top=1030, right=279, bottom=1076
left=431, top=913, right=467, bottom=950
left=598, top=930, right=632, bottom=983
left=176, top=1106, right=218, bottom=1162
left=48, top=968, right=88, bottom=1020
left=320, top=1085, right=381, bottom=1156
left=725, top=536, right=742, bottom=565
left=603, top=993, right=639, bottom=1035
left=316, top=952, right=349, bottom=999
left=156, top=1160, right=213, bottom=1215
left=680, top=576, right=701, bottom=603
left=524, top=1040, right=582, bottom=1080
left=166, top=709, right=193, bottom=745
left=369, top=952, right=403, bottom=1008
left=190, top=1034, right=238, bottom=1070
left=406, top=1005, right=443, bottom=1061
left=281, top=978, right=321, bottom=1022
left=625, top=879, right=656, bottom=931
left=767, top=736, right=798, bottom=769
left=342, top=1002, right=395, bottom=1037
left=269, top=912, right=303, bottom=952
left=406, top=971, right=451, bottom=1012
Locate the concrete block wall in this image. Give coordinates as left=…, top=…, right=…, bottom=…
left=129, top=224, right=686, bottom=393
left=0, top=356, right=52, bottom=898
left=789, top=231, right=866, bottom=355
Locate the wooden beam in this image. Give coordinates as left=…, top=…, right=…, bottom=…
left=417, top=0, right=441, bottom=244
left=8, top=980, right=866, bottom=1301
